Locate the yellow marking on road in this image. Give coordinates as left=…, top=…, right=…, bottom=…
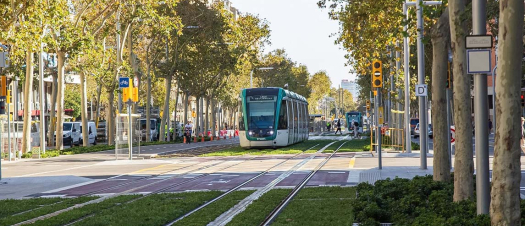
left=132, top=164, right=170, bottom=174
left=349, top=157, right=356, bottom=169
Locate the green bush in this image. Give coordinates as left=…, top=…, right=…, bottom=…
left=411, top=142, right=420, bottom=150
left=352, top=175, right=492, bottom=225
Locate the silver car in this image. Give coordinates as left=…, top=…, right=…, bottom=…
left=414, top=123, right=433, bottom=139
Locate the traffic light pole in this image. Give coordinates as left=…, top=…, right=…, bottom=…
left=376, top=88, right=382, bottom=170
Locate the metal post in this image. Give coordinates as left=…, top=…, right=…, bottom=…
left=116, top=8, right=122, bottom=113
left=396, top=41, right=402, bottom=129
left=128, top=103, right=132, bottom=160
left=250, top=70, right=253, bottom=88
left=389, top=47, right=394, bottom=126
left=7, top=89, right=10, bottom=161
left=416, top=0, right=428, bottom=169
left=492, top=65, right=497, bottom=132
left=403, top=3, right=411, bottom=153
left=446, top=89, right=452, bottom=169
left=90, top=98, right=93, bottom=121
left=376, top=88, right=382, bottom=169
left=39, top=45, right=46, bottom=155
left=473, top=0, right=489, bottom=215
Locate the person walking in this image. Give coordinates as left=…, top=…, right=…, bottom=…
left=488, top=119, right=493, bottom=135
left=184, top=121, right=193, bottom=144
left=326, top=121, right=331, bottom=132
left=335, top=119, right=342, bottom=135
left=353, top=120, right=359, bottom=139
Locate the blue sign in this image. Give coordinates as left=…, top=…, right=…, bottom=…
left=119, top=77, right=130, bottom=88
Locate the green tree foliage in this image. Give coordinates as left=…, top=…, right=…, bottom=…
left=307, top=71, right=332, bottom=114
left=65, top=85, right=81, bottom=118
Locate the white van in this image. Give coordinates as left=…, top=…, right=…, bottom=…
left=61, top=122, right=81, bottom=146
left=136, top=118, right=158, bottom=141
left=80, top=122, right=97, bottom=145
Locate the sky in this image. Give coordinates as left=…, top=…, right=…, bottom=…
left=233, top=0, right=355, bottom=88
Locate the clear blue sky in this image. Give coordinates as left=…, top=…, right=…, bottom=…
left=233, top=0, right=356, bottom=88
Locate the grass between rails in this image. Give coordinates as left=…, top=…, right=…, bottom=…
left=0, top=198, right=64, bottom=219
left=71, top=192, right=223, bottom=226
left=0, top=196, right=97, bottom=226
left=272, top=187, right=356, bottom=226
left=31, top=195, right=140, bottom=226
left=173, top=190, right=255, bottom=226
left=200, top=140, right=334, bottom=157
left=323, top=139, right=369, bottom=153
left=227, top=189, right=292, bottom=226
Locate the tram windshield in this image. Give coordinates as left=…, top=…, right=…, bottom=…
left=246, top=95, right=276, bottom=137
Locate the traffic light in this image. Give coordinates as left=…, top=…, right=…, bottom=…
left=446, top=62, right=451, bottom=89
left=0, top=76, right=6, bottom=96
left=372, top=60, right=382, bottom=88
left=366, top=100, right=371, bottom=111
left=522, top=94, right=524, bottom=107
left=0, top=96, right=6, bottom=114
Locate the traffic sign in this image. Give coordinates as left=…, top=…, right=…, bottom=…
left=467, top=49, right=492, bottom=74
left=119, top=77, right=130, bottom=88
left=450, top=126, right=456, bottom=145
left=415, top=84, right=428, bottom=97
left=466, top=35, right=493, bottom=49
left=0, top=76, right=6, bottom=96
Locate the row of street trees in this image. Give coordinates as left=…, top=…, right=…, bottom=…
left=319, top=0, right=524, bottom=224
left=1, top=0, right=350, bottom=152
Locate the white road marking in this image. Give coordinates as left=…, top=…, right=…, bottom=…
left=40, top=195, right=66, bottom=198
left=328, top=172, right=346, bottom=174
left=15, top=164, right=97, bottom=177
left=42, top=180, right=104, bottom=194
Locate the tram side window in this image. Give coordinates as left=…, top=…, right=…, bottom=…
left=301, top=103, right=306, bottom=128
left=294, top=102, right=299, bottom=127
left=287, top=101, right=292, bottom=129
left=239, top=112, right=245, bottom=131
left=278, top=101, right=288, bottom=129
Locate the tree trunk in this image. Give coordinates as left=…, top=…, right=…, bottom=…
left=205, top=97, right=210, bottom=137
left=95, top=79, right=102, bottom=125
left=107, top=90, right=115, bottom=146
left=55, top=51, right=66, bottom=150
left=47, top=74, right=57, bottom=147
left=431, top=8, right=451, bottom=182
left=199, top=97, right=204, bottom=135
left=146, top=67, right=152, bottom=141
left=184, top=93, right=188, bottom=125
left=449, top=0, right=474, bottom=201
left=489, top=1, right=524, bottom=224
left=159, top=76, right=172, bottom=141
left=195, top=96, right=200, bottom=135
left=211, top=98, right=216, bottom=138
left=80, top=70, right=89, bottom=146
left=172, top=86, right=179, bottom=141
left=21, top=51, right=33, bottom=153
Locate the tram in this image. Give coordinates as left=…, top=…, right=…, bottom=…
left=345, top=111, right=363, bottom=134
left=238, top=88, right=309, bottom=149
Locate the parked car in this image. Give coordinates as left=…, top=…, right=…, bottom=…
left=96, top=120, right=107, bottom=141
left=410, top=118, right=419, bottom=135
left=414, top=123, right=433, bottom=139
left=79, top=122, right=97, bottom=145
left=56, top=122, right=81, bottom=146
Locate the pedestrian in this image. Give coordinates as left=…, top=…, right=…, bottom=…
left=488, top=119, right=493, bottom=135
left=326, top=121, right=331, bottom=132
left=354, top=120, right=359, bottom=139
left=185, top=121, right=193, bottom=144
left=335, top=119, right=342, bottom=135
left=521, top=117, right=525, bottom=148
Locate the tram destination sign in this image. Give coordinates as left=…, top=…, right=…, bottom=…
left=248, top=95, right=275, bottom=102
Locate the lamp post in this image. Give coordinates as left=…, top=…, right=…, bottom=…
left=250, top=67, right=274, bottom=88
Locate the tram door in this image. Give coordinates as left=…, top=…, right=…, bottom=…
left=287, top=100, right=293, bottom=145
left=294, top=101, right=299, bottom=143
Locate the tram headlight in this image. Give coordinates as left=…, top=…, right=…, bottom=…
left=248, top=131, right=254, bottom=136
left=269, top=131, right=274, bottom=135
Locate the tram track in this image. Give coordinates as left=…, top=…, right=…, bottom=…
left=164, top=142, right=334, bottom=226
left=10, top=143, right=323, bottom=226
left=259, top=141, right=348, bottom=226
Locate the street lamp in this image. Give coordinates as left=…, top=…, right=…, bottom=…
left=250, top=67, right=274, bottom=88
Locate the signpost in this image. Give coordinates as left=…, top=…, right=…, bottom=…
left=415, top=84, right=428, bottom=97
left=119, top=77, right=138, bottom=160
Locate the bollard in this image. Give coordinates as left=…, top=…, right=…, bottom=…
left=183, top=136, right=186, bottom=143
left=193, top=136, right=197, bottom=143
left=201, top=136, right=204, bottom=142
left=210, top=136, right=213, bottom=141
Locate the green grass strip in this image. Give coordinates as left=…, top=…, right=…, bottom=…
left=272, top=187, right=356, bottom=226
left=323, top=139, right=369, bottom=153
left=227, top=189, right=292, bottom=226
left=201, top=140, right=334, bottom=157
left=31, top=195, right=140, bottom=226
left=75, top=191, right=222, bottom=226
left=0, top=196, right=96, bottom=226
left=173, top=190, right=255, bottom=226
left=0, top=198, right=64, bottom=219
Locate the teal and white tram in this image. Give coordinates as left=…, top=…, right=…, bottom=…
left=238, top=88, right=309, bottom=149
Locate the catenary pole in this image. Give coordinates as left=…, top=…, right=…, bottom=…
left=403, top=3, right=411, bottom=153
left=416, top=0, right=428, bottom=169
left=472, top=0, right=490, bottom=215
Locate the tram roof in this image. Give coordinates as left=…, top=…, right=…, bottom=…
left=243, top=87, right=307, bottom=103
